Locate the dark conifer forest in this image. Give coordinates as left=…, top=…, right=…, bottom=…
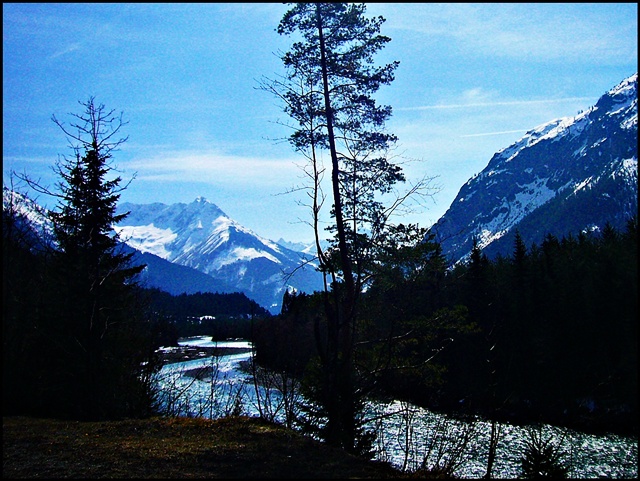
left=1, top=98, right=272, bottom=421
left=6, top=185, right=635, bottom=437
left=2, top=206, right=272, bottom=418
left=2, top=95, right=636, bottom=441
left=142, top=288, right=271, bottom=342
left=436, top=219, right=637, bottom=435
left=253, top=217, right=638, bottom=437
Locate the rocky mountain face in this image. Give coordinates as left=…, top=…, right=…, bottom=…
left=429, top=73, right=638, bottom=265
left=114, top=197, right=323, bottom=313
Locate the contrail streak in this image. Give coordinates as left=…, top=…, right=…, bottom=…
left=397, top=97, right=594, bottom=111
left=460, top=129, right=529, bottom=138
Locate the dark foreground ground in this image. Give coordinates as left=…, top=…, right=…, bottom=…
left=3, top=415, right=447, bottom=479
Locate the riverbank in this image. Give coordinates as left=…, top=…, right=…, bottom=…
left=162, top=344, right=637, bottom=439
left=154, top=338, right=637, bottom=478
left=3, top=415, right=425, bottom=479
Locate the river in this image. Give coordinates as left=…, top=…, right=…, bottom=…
left=154, top=336, right=638, bottom=478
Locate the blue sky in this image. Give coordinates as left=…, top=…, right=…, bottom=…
left=3, top=3, right=637, bottom=243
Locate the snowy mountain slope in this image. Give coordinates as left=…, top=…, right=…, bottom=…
left=2, top=187, right=54, bottom=250
left=2, top=188, right=247, bottom=298
left=115, top=197, right=323, bottom=313
left=124, top=245, right=240, bottom=297
left=429, top=73, right=638, bottom=265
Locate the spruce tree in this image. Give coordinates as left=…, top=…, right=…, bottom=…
left=42, top=97, right=157, bottom=420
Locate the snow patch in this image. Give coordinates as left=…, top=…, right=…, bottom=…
left=114, top=224, right=177, bottom=259
left=622, top=157, right=638, bottom=174
left=608, top=73, right=637, bottom=98
left=573, top=177, right=594, bottom=195
left=621, top=106, right=637, bottom=130
left=213, top=247, right=281, bottom=269
left=498, top=119, right=564, bottom=162
left=233, top=247, right=279, bottom=264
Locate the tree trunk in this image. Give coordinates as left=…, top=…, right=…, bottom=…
left=315, top=4, right=357, bottom=453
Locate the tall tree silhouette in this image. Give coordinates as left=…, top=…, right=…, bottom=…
left=28, top=98, right=158, bottom=420
left=263, top=3, right=436, bottom=454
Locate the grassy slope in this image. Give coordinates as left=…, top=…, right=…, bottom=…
left=3, top=415, right=438, bottom=479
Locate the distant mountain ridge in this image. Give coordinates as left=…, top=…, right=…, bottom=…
left=125, top=246, right=240, bottom=297
left=115, top=197, right=323, bottom=313
left=5, top=74, right=637, bottom=309
left=2, top=189, right=323, bottom=314
left=430, top=73, right=638, bottom=265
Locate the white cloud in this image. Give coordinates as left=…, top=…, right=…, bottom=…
left=126, top=150, right=298, bottom=187
left=371, top=3, right=637, bottom=63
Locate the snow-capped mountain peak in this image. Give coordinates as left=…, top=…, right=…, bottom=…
left=431, top=73, right=638, bottom=265
left=4, top=189, right=323, bottom=313
left=115, top=198, right=323, bottom=312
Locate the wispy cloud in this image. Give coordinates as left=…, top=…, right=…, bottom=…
left=460, top=129, right=529, bottom=138
left=397, top=97, right=595, bottom=112
left=126, top=150, right=297, bottom=187
left=375, top=3, right=637, bottom=63
left=48, top=43, right=81, bottom=59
